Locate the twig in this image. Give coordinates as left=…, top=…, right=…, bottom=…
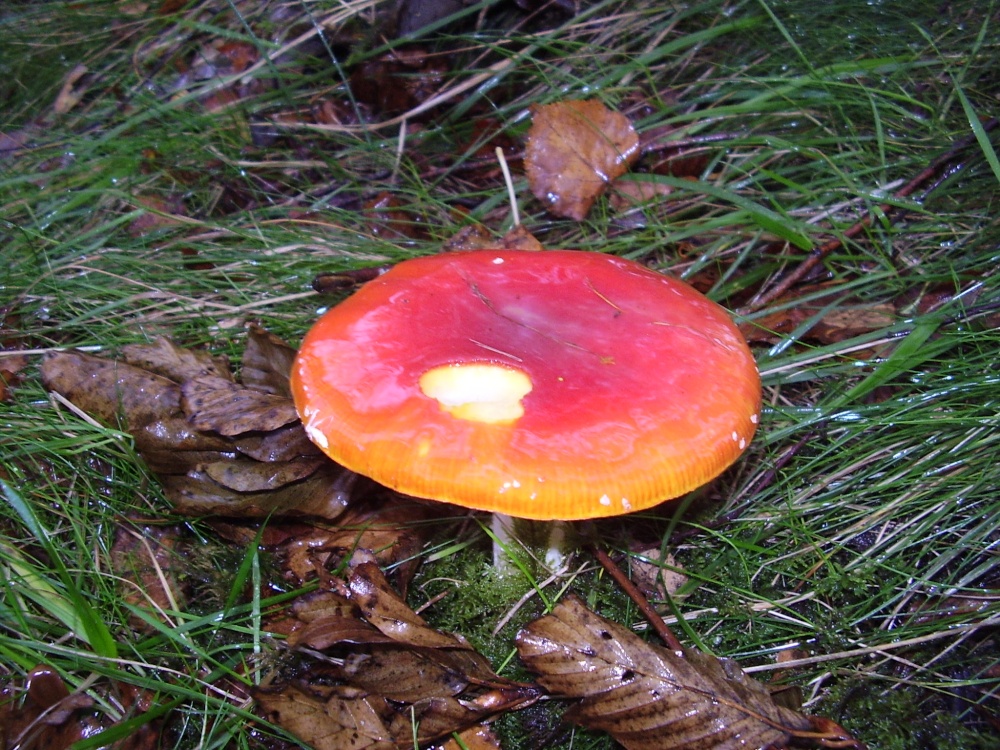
left=742, top=117, right=999, bottom=314
left=591, top=545, right=684, bottom=652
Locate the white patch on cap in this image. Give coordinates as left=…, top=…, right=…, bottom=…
left=739, top=437, right=747, bottom=450
left=732, top=430, right=739, bottom=442
left=750, top=413, right=759, bottom=424
left=492, top=257, right=504, bottom=264
left=599, top=494, right=612, bottom=506
left=419, top=363, right=532, bottom=424
left=621, top=498, right=632, bottom=511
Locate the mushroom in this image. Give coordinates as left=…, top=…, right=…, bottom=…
left=291, top=250, right=760, bottom=570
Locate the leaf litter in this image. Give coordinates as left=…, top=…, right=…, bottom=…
left=517, top=595, right=863, bottom=750
left=36, top=324, right=866, bottom=749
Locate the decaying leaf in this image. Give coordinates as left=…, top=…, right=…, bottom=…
left=517, top=595, right=824, bottom=750
left=240, top=324, right=297, bottom=397
left=0, top=666, right=98, bottom=750
left=111, top=522, right=188, bottom=632
left=41, top=350, right=181, bottom=429
left=122, top=336, right=231, bottom=382
left=182, top=375, right=299, bottom=435
left=526, top=99, right=640, bottom=220
left=41, top=336, right=350, bottom=520
left=257, top=553, right=540, bottom=748
left=277, top=497, right=438, bottom=583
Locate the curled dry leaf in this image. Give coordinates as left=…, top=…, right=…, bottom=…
left=159, top=462, right=349, bottom=517
left=123, top=337, right=231, bottom=383
left=41, top=336, right=350, bottom=520
left=525, top=99, right=640, bottom=220
left=181, top=375, right=299, bottom=435
left=240, top=324, right=297, bottom=397
left=256, top=553, right=540, bottom=749
left=517, top=595, right=863, bottom=750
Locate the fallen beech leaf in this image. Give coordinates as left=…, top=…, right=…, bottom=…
left=200, top=456, right=326, bottom=493
left=123, top=337, right=231, bottom=382
left=609, top=177, right=675, bottom=210
left=160, top=463, right=349, bottom=517
left=111, top=523, right=188, bottom=631
left=526, top=99, right=640, bottom=220
left=0, top=668, right=98, bottom=750
left=516, top=595, right=814, bottom=750
left=41, top=337, right=352, bottom=521
left=435, top=724, right=502, bottom=750
left=41, top=351, right=181, bottom=428
left=181, top=375, right=299, bottom=435
left=240, top=324, right=297, bottom=397
left=279, top=498, right=437, bottom=583
left=347, top=558, right=480, bottom=651
left=259, top=553, right=541, bottom=747
left=133, top=416, right=234, bottom=454
left=629, top=546, right=687, bottom=602
left=254, top=683, right=396, bottom=750
left=232, top=422, right=323, bottom=462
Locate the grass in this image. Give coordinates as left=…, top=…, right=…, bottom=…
left=2, top=0, right=999, bottom=748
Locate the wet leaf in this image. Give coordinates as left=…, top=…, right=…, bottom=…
left=0, top=668, right=98, bottom=750
left=181, top=375, right=299, bottom=435
left=133, top=417, right=234, bottom=454
left=516, top=595, right=813, bottom=750
left=161, top=462, right=349, bottom=517
left=525, top=99, right=640, bottom=220
left=123, top=337, right=231, bottom=382
left=41, top=350, right=181, bottom=428
left=254, top=683, right=396, bottom=750
left=240, top=324, right=297, bottom=397
left=258, top=553, right=541, bottom=748
left=351, top=49, right=448, bottom=118
left=41, top=335, right=352, bottom=520
left=232, top=422, right=323, bottom=462
left=278, top=498, right=437, bottom=583
left=435, top=724, right=502, bottom=750
left=200, top=455, right=326, bottom=493
left=110, top=522, right=188, bottom=632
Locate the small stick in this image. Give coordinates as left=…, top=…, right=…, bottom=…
left=742, top=117, right=999, bottom=314
left=592, top=545, right=684, bottom=652
left=496, top=146, right=520, bottom=227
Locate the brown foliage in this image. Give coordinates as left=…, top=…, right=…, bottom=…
left=525, top=99, right=640, bottom=220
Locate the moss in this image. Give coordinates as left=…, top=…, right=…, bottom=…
left=818, top=678, right=1000, bottom=750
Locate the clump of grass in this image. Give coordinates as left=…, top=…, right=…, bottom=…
left=2, top=0, right=999, bottom=748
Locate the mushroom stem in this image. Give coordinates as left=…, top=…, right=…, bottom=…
left=491, top=513, right=571, bottom=575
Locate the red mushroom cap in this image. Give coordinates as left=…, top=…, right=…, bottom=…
left=291, top=250, right=760, bottom=521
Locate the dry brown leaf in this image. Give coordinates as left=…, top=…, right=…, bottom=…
left=181, top=375, right=299, bottom=435
left=525, top=99, right=640, bottom=220
left=516, top=595, right=815, bottom=750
